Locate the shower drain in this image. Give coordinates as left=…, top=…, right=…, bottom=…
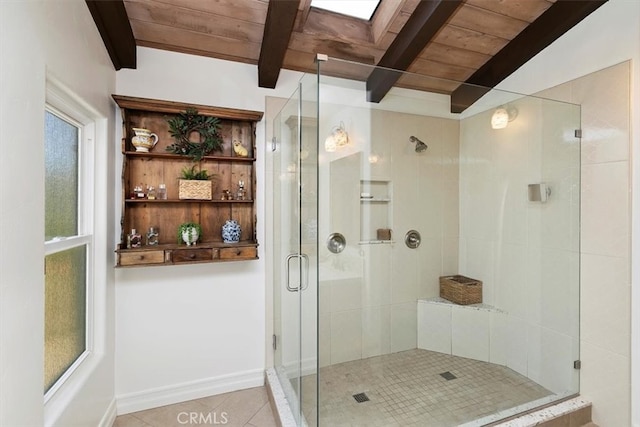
left=353, top=392, right=370, bottom=403
left=440, top=371, right=457, bottom=381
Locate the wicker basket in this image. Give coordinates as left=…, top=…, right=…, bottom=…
left=178, top=179, right=212, bottom=200
left=439, top=275, right=482, bottom=305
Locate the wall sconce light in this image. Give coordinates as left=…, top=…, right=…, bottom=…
left=491, top=105, right=518, bottom=129
left=324, top=122, right=349, bottom=152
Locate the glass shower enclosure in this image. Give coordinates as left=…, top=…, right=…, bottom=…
left=270, top=57, right=580, bottom=426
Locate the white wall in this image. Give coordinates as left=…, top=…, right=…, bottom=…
left=493, top=0, right=639, bottom=425
left=114, top=47, right=303, bottom=413
left=0, top=0, right=117, bottom=426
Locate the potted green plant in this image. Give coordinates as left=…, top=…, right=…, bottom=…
left=178, top=165, right=213, bottom=200
left=178, top=222, right=202, bottom=246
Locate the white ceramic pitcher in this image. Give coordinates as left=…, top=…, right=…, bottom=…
left=131, top=127, right=159, bottom=152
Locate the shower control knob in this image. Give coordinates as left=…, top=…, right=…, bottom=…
left=405, top=230, right=421, bottom=249
left=327, top=233, right=346, bottom=254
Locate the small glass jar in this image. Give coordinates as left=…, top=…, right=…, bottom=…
left=147, top=186, right=156, bottom=200
left=129, top=229, right=142, bottom=248
left=135, top=184, right=145, bottom=199
left=157, top=183, right=167, bottom=200
left=132, top=185, right=143, bottom=199
left=146, top=227, right=159, bottom=246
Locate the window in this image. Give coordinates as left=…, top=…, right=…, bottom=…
left=310, top=0, right=380, bottom=20
left=44, top=106, right=93, bottom=397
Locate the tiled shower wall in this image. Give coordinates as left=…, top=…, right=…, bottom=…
left=458, top=96, right=581, bottom=395
left=319, top=107, right=460, bottom=367
left=458, top=61, right=631, bottom=425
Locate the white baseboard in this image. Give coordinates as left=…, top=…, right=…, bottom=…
left=98, top=398, right=117, bottom=427
left=116, top=369, right=264, bottom=415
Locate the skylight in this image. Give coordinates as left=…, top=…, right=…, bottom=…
left=311, top=0, right=381, bottom=20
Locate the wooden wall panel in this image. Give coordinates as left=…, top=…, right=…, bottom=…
left=408, top=57, right=475, bottom=82
left=282, top=49, right=318, bottom=74
left=138, top=0, right=268, bottom=23
left=111, top=0, right=589, bottom=98
left=289, top=33, right=381, bottom=65
left=448, top=4, right=529, bottom=40
left=371, top=0, right=405, bottom=44
left=302, top=8, right=371, bottom=43
left=433, top=25, right=509, bottom=55
left=465, top=0, right=554, bottom=22
left=130, top=21, right=261, bottom=62
left=419, top=42, right=491, bottom=70
left=125, top=0, right=265, bottom=43
left=395, top=73, right=460, bottom=94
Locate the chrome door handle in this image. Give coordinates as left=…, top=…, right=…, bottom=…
left=285, top=253, right=310, bottom=292
left=286, top=253, right=299, bottom=292
left=300, top=253, right=309, bottom=290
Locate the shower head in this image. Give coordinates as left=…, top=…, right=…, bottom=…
left=409, top=136, right=428, bottom=153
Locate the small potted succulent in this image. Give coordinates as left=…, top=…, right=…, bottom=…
left=177, top=222, right=202, bottom=246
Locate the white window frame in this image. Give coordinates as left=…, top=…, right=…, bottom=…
left=43, top=86, right=96, bottom=403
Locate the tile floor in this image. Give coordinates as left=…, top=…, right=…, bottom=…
left=113, top=386, right=277, bottom=427
left=301, top=349, right=553, bottom=426
left=114, top=349, right=553, bottom=427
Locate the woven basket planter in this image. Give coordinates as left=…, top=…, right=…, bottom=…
left=178, top=179, right=212, bottom=200
left=439, top=275, right=482, bottom=305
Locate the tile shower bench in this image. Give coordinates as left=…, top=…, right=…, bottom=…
left=417, top=297, right=506, bottom=363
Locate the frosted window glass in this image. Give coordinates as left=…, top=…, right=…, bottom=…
left=44, top=246, right=86, bottom=393
left=45, top=111, right=79, bottom=240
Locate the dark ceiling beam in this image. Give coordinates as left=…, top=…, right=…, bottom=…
left=366, top=0, right=463, bottom=103
left=258, top=0, right=301, bottom=88
left=450, top=0, right=608, bottom=113
left=85, top=0, right=136, bottom=70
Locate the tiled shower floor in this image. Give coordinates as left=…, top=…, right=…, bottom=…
left=302, top=349, right=552, bottom=426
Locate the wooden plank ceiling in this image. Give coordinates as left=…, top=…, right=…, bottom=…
left=89, top=0, right=607, bottom=112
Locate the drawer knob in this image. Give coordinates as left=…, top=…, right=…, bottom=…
left=236, top=250, right=242, bottom=256
left=189, top=254, right=196, bottom=259
left=139, top=255, right=145, bottom=260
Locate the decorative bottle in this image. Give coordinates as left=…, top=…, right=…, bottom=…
left=236, top=180, right=246, bottom=201
left=129, top=229, right=142, bottom=248
left=147, top=186, right=156, bottom=200
left=158, top=183, right=167, bottom=200
left=135, top=184, right=145, bottom=199
left=146, top=227, right=159, bottom=245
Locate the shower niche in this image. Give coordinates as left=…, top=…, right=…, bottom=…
left=359, top=179, right=392, bottom=244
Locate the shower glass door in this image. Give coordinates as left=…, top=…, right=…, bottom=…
left=313, top=56, right=581, bottom=426
left=272, top=74, right=319, bottom=426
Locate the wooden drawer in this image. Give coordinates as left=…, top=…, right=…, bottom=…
left=171, top=248, right=214, bottom=263
left=119, top=250, right=165, bottom=266
left=219, top=246, right=257, bottom=261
